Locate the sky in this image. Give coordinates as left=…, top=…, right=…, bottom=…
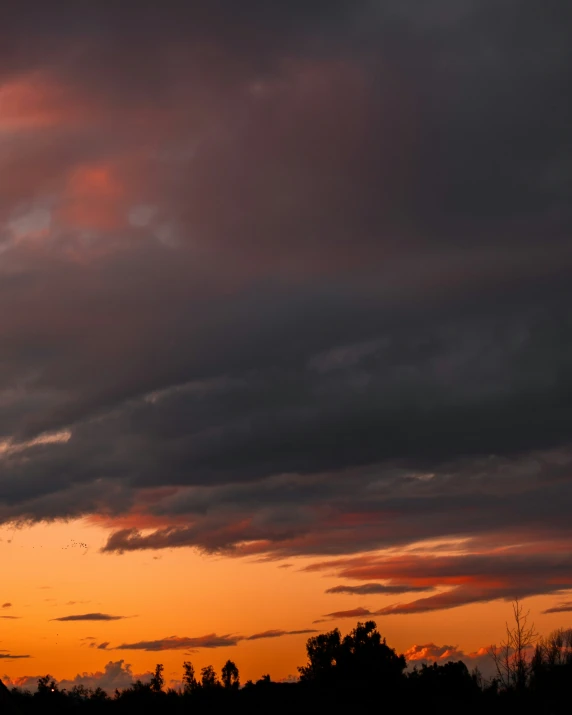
left=1, top=0, right=572, bottom=692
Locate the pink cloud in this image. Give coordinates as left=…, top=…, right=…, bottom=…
left=405, top=643, right=465, bottom=662
left=404, top=642, right=494, bottom=676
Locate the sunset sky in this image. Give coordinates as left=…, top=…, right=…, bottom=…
left=1, top=0, right=572, bottom=693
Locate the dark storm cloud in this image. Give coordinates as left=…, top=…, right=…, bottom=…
left=0, top=0, right=572, bottom=607
left=95, top=447, right=572, bottom=559
left=52, top=613, right=127, bottom=622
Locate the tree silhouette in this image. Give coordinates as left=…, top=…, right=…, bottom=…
left=533, top=627, right=572, bottom=669
left=488, top=598, right=537, bottom=691
left=0, top=678, right=17, bottom=714
left=182, top=660, right=198, bottom=693
left=530, top=627, right=572, bottom=707
left=150, top=663, right=164, bottom=693
left=91, top=686, right=109, bottom=701
left=299, top=620, right=405, bottom=687
left=200, top=664, right=219, bottom=689
left=221, top=659, right=240, bottom=689
left=408, top=659, right=480, bottom=701
left=298, top=628, right=342, bottom=683
left=36, top=675, right=58, bottom=696
left=6, top=616, right=572, bottom=713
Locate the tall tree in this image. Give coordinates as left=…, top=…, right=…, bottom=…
left=150, top=663, right=165, bottom=693
left=488, top=598, right=537, bottom=691
left=201, top=665, right=219, bottom=689
left=221, top=659, right=240, bottom=689
left=182, top=661, right=198, bottom=693
left=298, top=628, right=341, bottom=683
left=299, top=621, right=405, bottom=686
left=36, top=675, right=58, bottom=696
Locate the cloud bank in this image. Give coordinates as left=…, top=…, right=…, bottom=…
left=0, top=0, right=571, bottom=612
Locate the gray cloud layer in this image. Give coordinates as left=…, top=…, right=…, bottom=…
left=0, top=0, right=571, bottom=610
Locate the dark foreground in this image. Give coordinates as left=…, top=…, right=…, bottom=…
left=2, top=618, right=571, bottom=715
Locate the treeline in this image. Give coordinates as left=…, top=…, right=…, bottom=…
left=3, top=613, right=572, bottom=715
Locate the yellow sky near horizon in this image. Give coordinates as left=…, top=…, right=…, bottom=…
left=1, top=520, right=571, bottom=687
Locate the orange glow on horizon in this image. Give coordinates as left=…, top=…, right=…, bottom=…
left=2, top=520, right=572, bottom=689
